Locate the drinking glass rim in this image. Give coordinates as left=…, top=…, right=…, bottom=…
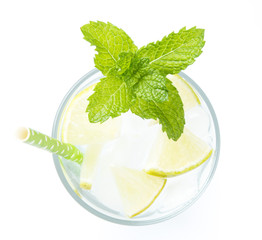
left=52, top=68, right=220, bottom=225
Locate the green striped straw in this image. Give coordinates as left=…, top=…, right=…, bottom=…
left=17, top=127, right=83, bottom=164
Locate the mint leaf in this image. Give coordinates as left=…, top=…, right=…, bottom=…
left=108, top=52, right=134, bottom=76
left=116, top=52, right=134, bottom=74
left=130, top=79, right=185, bottom=141
left=87, top=76, right=133, bottom=123
left=137, top=27, right=205, bottom=75
left=81, top=21, right=137, bottom=76
left=133, top=68, right=168, bottom=102
left=122, top=57, right=150, bottom=88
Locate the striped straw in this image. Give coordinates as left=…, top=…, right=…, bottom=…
left=17, top=127, right=83, bottom=164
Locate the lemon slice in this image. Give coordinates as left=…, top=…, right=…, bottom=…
left=112, top=167, right=166, bottom=218
left=145, top=128, right=212, bottom=177
left=167, top=74, right=200, bottom=111
left=62, top=84, right=121, bottom=145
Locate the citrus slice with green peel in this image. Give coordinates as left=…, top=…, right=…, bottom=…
left=145, top=128, right=212, bottom=177
left=167, top=74, right=200, bottom=111
left=61, top=84, right=122, bottom=145
left=80, top=143, right=102, bottom=190
left=112, top=167, right=166, bottom=218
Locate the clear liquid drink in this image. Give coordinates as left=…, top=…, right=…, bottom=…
left=52, top=69, right=220, bottom=225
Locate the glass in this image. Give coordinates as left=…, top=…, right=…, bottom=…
left=52, top=69, right=220, bottom=225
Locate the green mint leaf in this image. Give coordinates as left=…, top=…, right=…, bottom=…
left=108, top=52, right=134, bottom=76
left=87, top=76, right=133, bottom=123
left=133, top=68, right=168, bottom=102
left=137, top=27, right=205, bottom=75
left=81, top=21, right=137, bottom=76
left=130, top=79, right=185, bottom=141
left=116, top=52, right=134, bottom=74
left=122, top=57, right=150, bottom=88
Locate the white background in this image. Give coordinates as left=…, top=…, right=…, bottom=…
left=1, top=0, right=262, bottom=239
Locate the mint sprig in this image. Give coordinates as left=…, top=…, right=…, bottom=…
left=81, top=21, right=205, bottom=141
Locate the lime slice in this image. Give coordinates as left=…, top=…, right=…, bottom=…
left=167, top=74, right=200, bottom=111
left=62, top=84, right=121, bottom=145
left=112, top=167, right=166, bottom=218
left=145, top=128, right=212, bottom=177
left=80, top=143, right=102, bottom=190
